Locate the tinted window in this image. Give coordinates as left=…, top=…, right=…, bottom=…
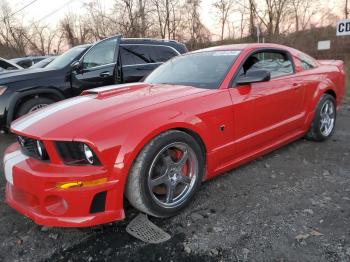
left=244, top=51, right=293, bottom=78
left=30, top=57, right=55, bottom=69
left=152, top=46, right=178, bottom=62
left=46, top=46, right=87, bottom=69
left=17, top=59, right=32, bottom=68
left=300, top=53, right=317, bottom=70
left=145, top=51, right=240, bottom=89
left=83, top=39, right=117, bottom=69
left=0, top=60, right=18, bottom=70
left=120, top=45, right=154, bottom=66
left=33, top=58, right=44, bottom=63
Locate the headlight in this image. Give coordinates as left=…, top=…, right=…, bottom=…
left=82, top=144, right=94, bottom=165
left=36, top=140, right=45, bottom=158
left=55, top=141, right=101, bottom=166
left=0, top=86, right=7, bottom=96
left=17, top=136, right=49, bottom=161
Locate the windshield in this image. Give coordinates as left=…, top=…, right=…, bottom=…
left=144, top=50, right=240, bottom=89
left=46, top=46, right=87, bottom=69
left=30, top=57, right=55, bottom=69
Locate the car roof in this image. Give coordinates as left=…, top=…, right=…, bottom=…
left=194, top=43, right=296, bottom=53
left=120, top=38, right=188, bottom=54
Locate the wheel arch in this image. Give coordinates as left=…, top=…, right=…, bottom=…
left=324, top=89, right=336, bottom=100
left=304, top=84, right=338, bottom=132
left=124, top=123, right=208, bottom=170
left=7, top=88, right=65, bottom=126
left=114, top=121, right=210, bottom=195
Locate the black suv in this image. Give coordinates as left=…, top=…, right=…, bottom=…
left=0, top=36, right=187, bottom=131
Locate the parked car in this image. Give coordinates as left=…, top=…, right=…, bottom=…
left=10, top=56, right=52, bottom=69
left=0, top=36, right=187, bottom=131
left=29, top=56, right=57, bottom=69
left=3, top=43, right=345, bottom=227
left=0, top=58, right=23, bottom=74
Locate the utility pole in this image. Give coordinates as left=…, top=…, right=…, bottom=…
left=256, top=25, right=260, bottom=43
left=346, top=0, right=349, bottom=19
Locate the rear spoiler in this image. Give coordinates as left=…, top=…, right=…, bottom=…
left=317, top=60, right=344, bottom=71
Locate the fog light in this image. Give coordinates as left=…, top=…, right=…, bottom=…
left=44, top=195, right=68, bottom=216
left=57, top=178, right=108, bottom=189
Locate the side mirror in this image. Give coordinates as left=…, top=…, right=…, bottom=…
left=237, top=70, right=271, bottom=85
left=71, top=60, right=82, bottom=71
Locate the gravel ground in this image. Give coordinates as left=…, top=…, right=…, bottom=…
left=0, top=104, right=349, bottom=262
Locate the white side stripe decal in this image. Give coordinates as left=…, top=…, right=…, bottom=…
left=4, top=151, right=29, bottom=185
left=12, top=96, right=92, bottom=131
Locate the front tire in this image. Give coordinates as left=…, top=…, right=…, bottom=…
left=306, top=94, right=336, bottom=141
left=16, top=97, right=55, bottom=118
left=125, top=130, right=205, bottom=218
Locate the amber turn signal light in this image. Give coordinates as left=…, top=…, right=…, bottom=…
left=57, top=178, right=108, bottom=189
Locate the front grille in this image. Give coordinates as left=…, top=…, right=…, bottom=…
left=17, top=136, right=49, bottom=161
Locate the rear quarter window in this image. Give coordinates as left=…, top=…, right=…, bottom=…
left=151, top=46, right=178, bottom=62
left=300, top=53, right=317, bottom=70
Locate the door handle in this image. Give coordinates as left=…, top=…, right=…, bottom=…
left=292, top=83, right=301, bottom=90
left=100, top=71, right=111, bottom=78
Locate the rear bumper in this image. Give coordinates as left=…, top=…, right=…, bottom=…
left=3, top=144, right=125, bottom=227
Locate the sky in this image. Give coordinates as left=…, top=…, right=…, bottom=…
left=8, top=0, right=345, bottom=38
left=10, top=0, right=218, bottom=33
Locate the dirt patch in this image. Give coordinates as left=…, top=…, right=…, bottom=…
left=1, top=104, right=350, bottom=262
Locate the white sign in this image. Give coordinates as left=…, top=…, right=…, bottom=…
left=336, top=19, right=350, bottom=36
left=317, top=40, right=331, bottom=50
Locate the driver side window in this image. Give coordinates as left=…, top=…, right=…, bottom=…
left=242, top=51, right=294, bottom=78
left=83, top=39, right=117, bottom=69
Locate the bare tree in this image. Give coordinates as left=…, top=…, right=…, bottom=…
left=84, top=0, right=116, bottom=40
left=24, top=23, right=58, bottom=55
left=184, top=0, right=210, bottom=49
left=213, top=0, right=234, bottom=41
left=0, top=1, right=28, bottom=56
left=291, top=0, right=316, bottom=32
left=138, top=0, right=147, bottom=37
left=60, top=13, right=91, bottom=47
left=251, top=0, right=291, bottom=39
left=249, top=0, right=256, bottom=37
left=151, top=0, right=183, bottom=39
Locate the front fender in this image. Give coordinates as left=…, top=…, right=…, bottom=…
left=91, top=110, right=211, bottom=200
left=116, top=110, right=211, bottom=170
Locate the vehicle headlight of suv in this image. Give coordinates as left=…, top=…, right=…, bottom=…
left=0, top=86, right=7, bottom=96
left=55, top=141, right=101, bottom=166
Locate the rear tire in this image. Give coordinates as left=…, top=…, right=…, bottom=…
left=125, top=130, right=205, bottom=218
left=16, top=97, right=55, bottom=118
left=306, top=94, right=336, bottom=141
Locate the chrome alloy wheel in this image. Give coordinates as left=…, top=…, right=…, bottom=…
left=147, top=142, right=198, bottom=208
left=28, top=104, right=48, bottom=113
left=320, top=100, right=335, bottom=137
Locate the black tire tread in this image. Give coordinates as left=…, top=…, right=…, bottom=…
left=306, top=94, right=336, bottom=142
left=125, top=130, right=204, bottom=217
left=16, top=97, right=55, bottom=118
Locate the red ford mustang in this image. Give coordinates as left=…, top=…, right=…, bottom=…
left=3, top=44, right=345, bottom=227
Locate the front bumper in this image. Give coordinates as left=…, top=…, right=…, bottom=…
left=3, top=144, right=125, bottom=227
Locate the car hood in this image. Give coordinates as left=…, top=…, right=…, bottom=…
left=0, top=67, right=59, bottom=84
left=11, top=83, right=209, bottom=139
